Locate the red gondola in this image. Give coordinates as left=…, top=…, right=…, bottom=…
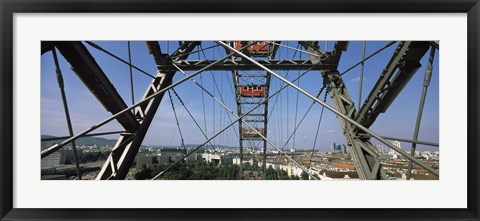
left=242, top=128, right=265, bottom=139
left=235, top=41, right=270, bottom=56
left=240, top=85, right=266, bottom=97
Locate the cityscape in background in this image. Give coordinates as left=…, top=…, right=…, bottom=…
left=41, top=137, right=439, bottom=180
left=41, top=41, right=439, bottom=180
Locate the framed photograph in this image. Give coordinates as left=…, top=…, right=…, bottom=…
left=1, top=0, right=479, bottom=220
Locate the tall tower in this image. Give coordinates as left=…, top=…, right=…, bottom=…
left=230, top=41, right=278, bottom=178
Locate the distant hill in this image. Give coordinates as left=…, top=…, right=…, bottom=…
left=148, top=144, right=239, bottom=149
left=41, top=135, right=117, bottom=149
left=185, top=144, right=238, bottom=149
left=41, top=135, right=240, bottom=150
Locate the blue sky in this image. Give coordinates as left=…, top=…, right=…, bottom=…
left=41, top=41, right=439, bottom=152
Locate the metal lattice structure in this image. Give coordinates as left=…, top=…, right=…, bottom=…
left=230, top=41, right=278, bottom=175
left=40, top=40, right=439, bottom=180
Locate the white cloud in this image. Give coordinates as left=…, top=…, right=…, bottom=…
left=350, top=76, right=367, bottom=82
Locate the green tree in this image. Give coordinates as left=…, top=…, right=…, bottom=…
left=300, top=171, right=309, bottom=180
left=291, top=175, right=300, bottom=180
left=134, top=165, right=153, bottom=180
left=264, top=165, right=277, bottom=180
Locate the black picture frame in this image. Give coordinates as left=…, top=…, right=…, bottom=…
left=1, top=0, right=479, bottom=220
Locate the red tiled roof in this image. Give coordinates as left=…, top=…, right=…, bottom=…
left=332, top=163, right=355, bottom=170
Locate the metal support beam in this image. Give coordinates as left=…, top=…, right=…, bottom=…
left=219, top=40, right=438, bottom=179
left=341, top=41, right=397, bottom=76
left=358, top=41, right=366, bottom=111
left=270, top=41, right=323, bottom=57
left=382, top=136, right=439, bottom=147
left=55, top=41, right=139, bottom=131
left=152, top=64, right=318, bottom=180
left=85, top=41, right=155, bottom=79
left=96, top=41, right=199, bottom=180
left=407, top=46, right=436, bottom=180
left=51, top=48, right=82, bottom=180
left=128, top=41, right=135, bottom=106
left=157, top=59, right=337, bottom=71
left=228, top=41, right=276, bottom=178
left=323, top=70, right=385, bottom=179
left=145, top=41, right=164, bottom=65
left=356, top=41, right=431, bottom=128
left=168, top=62, right=317, bottom=180
left=41, top=131, right=124, bottom=142
left=41, top=41, right=55, bottom=55
left=232, top=70, right=245, bottom=167
left=299, top=41, right=431, bottom=180
left=41, top=41, right=258, bottom=159
left=232, top=66, right=271, bottom=176
left=304, top=41, right=431, bottom=179
left=96, top=70, right=170, bottom=179
left=299, top=41, right=385, bottom=179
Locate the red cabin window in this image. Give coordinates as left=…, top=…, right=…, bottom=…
left=240, top=85, right=266, bottom=97
left=235, top=41, right=270, bottom=54
left=242, top=128, right=264, bottom=139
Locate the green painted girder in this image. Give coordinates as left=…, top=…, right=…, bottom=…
left=356, top=41, right=431, bottom=128
left=300, top=41, right=387, bottom=180
left=96, top=41, right=199, bottom=180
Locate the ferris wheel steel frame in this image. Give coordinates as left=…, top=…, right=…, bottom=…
left=40, top=40, right=439, bottom=180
